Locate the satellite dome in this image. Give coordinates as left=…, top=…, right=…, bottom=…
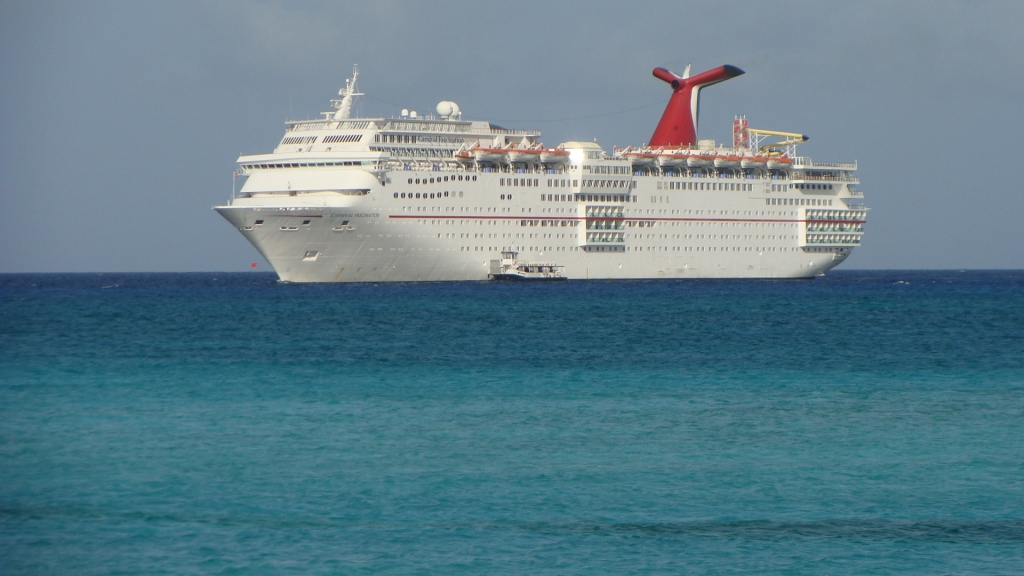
left=436, top=101, right=461, bottom=119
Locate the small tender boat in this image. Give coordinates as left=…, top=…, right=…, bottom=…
left=507, top=149, right=542, bottom=163
left=714, top=155, right=742, bottom=169
left=740, top=156, right=768, bottom=169
left=624, top=152, right=658, bottom=166
left=766, top=157, right=794, bottom=170
left=657, top=152, right=687, bottom=167
left=473, top=147, right=508, bottom=163
left=686, top=154, right=714, bottom=168
left=540, top=148, right=570, bottom=164
left=506, top=138, right=543, bottom=163
left=488, top=251, right=566, bottom=281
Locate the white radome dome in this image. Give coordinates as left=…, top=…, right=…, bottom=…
left=436, top=101, right=460, bottom=119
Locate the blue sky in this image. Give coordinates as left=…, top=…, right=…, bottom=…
left=1, top=0, right=1021, bottom=271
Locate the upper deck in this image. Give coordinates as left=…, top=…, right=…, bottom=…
left=236, top=66, right=858, bottom=190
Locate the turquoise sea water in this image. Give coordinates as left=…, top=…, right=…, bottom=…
left=2, top=271, right=1023, bottom=574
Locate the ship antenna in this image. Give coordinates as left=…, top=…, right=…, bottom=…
left=332, top=64, right=364, bottom=120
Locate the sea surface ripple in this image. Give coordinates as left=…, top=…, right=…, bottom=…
left=2, top=271, right=1023, bottom=574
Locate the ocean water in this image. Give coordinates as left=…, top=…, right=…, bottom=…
left=1, top=270, right=1023, bottom=574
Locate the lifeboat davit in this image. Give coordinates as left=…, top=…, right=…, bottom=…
left=455, top=149, right=475, bottom=164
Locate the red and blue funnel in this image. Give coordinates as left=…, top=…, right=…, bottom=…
left=649, top=64, right=744, bottom=148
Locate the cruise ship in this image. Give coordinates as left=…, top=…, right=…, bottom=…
left=215, top=64, right=867, bottom=282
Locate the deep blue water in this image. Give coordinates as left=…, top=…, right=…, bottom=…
left=2, top=271, right=1023, bottom=574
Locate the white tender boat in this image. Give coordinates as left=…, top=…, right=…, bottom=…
left=766, top=157, right=794, bottom=170
left=740, top=156, right=767, bottom=169
left=489, top=251, right=566, bottom=281
left=714, top=155, right=741, bottom=169
left=686, top=154, right=714, bottom=168
left=539, top=148, right=570, bottom=164
left=657, top=152, right=687, bottom=167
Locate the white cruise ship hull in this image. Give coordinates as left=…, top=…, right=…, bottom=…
left=216, top=170, right=856, bottom=282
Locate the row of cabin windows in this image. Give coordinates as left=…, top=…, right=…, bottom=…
left=376, top=134, right=418, bottom=143
left=768, top=198, right=833, bottom=206
left=323, top=134, right=362, bottom=144
left=370, top=147, right=454, bottom=158
left=658, top=181, right=752, bottom=191
left=247, top=161, right=363, bottom=169
left=407, top=175, right=477, bottom=184
left=583, top=180, right=634, bottom=189
left=394, top=191, right=466, bottom=199
left=588, top=165, right=630, bottom=174
left=280, top=136, right=317, bottom=145
left=500, top=178, right=540, bottom=187
left=771, top=183, right=836, bottom=191
left=543, top=194, right=636, bottom=203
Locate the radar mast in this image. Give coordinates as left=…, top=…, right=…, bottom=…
left=332, top=64, right=364, bottom=120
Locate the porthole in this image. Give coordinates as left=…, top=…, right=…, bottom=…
left=408, top=178, right=413, bottom=184
left=458, top=175, right=464, bottom=181
left=430, top=177, right=435, bottom=183
left=415, top=193, right=421, bottom=199
left=401, top=193, right=406, bottom=198
left=472, top=176, right=477, bottom=181
left=459, top=191, right=464, bottom=197
left=508, top=194, right=512, bottom=200
left=444, top=176, right=449, bottom=182
left=430, top=193, right=435, bottom=199
left=444, top=191, right=449, bottom=197
left=501, top=194, right=505, bottom=200
left=415, top=178, right=420, bottom=184
left=393, top=192, right=398, bottom=198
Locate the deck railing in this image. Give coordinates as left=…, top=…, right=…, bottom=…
left=792, top=157, right=858, bottom=170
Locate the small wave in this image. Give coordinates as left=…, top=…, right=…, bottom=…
left=514, top=519, right=1024, bottom=543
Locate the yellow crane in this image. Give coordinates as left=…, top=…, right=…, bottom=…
left=748, top=128, right=808, bottom=154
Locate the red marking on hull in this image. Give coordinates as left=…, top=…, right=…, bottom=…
left=388, top=215, right=865, bottom=225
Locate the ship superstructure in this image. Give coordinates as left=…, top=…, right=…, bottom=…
left=216, top=65, right=867, bottom=282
